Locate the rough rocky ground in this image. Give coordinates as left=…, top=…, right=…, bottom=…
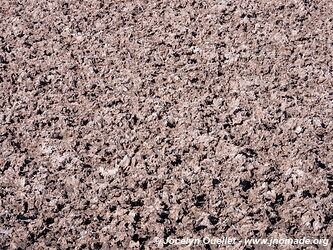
left=0, top=0, right=333, bottom=249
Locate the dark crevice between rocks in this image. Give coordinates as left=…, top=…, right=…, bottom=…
left=240, top=180, right=253, bottom=192
left=194, top=194, right=206, bottom=207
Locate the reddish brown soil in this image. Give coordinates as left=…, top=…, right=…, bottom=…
left=0, top=0, right=332, bottom=249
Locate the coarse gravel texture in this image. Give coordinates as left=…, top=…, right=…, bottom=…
left=0, top=0, right=333, bottom=249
